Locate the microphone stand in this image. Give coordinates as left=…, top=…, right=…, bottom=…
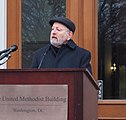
left=0, top=54, right=11, bottom=66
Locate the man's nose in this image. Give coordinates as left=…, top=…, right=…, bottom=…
left=52, top=29, right=57, bottom=34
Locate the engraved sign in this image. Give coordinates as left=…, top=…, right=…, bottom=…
left=0, top=85, right=68, bottom=120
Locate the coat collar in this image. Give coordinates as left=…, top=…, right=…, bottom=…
left=66, top=39, right=77, bottom=49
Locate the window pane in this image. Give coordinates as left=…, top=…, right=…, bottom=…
left=22, top=0, right=66, bottom=68
left=98, top=0, right=126, bottom=99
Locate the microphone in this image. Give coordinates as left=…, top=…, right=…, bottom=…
left=38, top=51, right=47, bottom=69
left=0, top=48, right=10, bottom=55
left=0, top=45, right=18, bottom=55
left=0, top=45, right=18, bottom=60
left=38, top=45, right=50, bottom=69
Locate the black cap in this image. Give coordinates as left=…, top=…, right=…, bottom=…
left=49, top=17, right=76, bottom=34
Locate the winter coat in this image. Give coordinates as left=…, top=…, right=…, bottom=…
left=32, top=39, right=92, bottom=74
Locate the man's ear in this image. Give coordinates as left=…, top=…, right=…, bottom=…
left=67, top=31, right=73, bottom=40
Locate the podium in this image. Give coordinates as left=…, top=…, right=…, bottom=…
left=0, top=68, right=98, bottom=120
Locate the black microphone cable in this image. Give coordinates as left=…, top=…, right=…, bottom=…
left=38, top=45, right=50, bottom=69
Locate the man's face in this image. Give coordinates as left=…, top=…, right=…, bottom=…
left=50, top=22, right=71, bottom=48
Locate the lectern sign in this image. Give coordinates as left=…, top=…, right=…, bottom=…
left=0, top=85, right=68, bottom=120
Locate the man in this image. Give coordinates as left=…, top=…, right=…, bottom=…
left=32, top=16, right=92, bottom=73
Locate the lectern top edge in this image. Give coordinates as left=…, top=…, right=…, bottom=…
left=0, top=68, right=85, bottom=72
left=0, top=68, right=99, bottom=90
left=84, top=68, right=99, bottom=90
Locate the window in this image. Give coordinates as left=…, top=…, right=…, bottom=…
left=22, top=0, right=66, bottom=68
left=98, top=0, right=126, bottom=99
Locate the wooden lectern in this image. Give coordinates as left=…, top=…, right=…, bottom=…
left=0, top=68, right=98, bottom=120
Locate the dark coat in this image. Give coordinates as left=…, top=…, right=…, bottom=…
left=32, top=39, right=92, bottom=73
